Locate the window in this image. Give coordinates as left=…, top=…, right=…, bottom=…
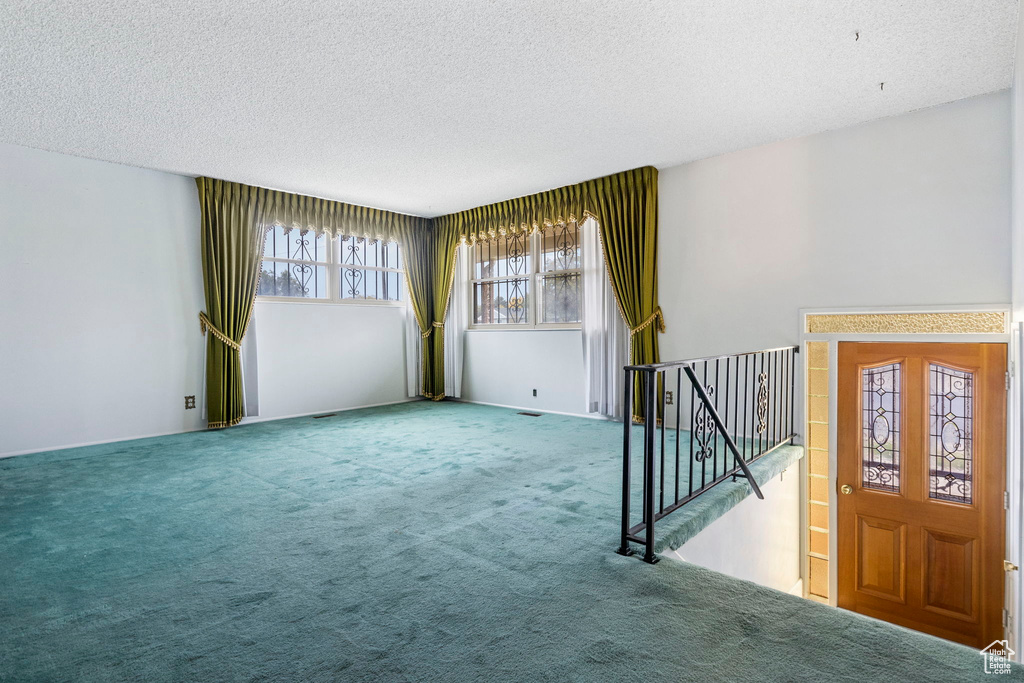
left=258, top=225, right=403, bottom=303
left=470, top=221, right=582, bottom=328
left=335, top=235, right=403, bottom=301
left=259, top=225, right=329, bottom=298
left=861, top=362, right=901, bottom=493
left=929, top=363, right=974, bottom=505
left=538, top=222, right=582, bottom=324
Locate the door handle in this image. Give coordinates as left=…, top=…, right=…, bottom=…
left=1006, top=560, right=1019, bottom=572
left=840, top=484, right=853, bottom=495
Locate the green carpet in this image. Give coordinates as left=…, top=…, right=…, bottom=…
left=1, top=401, right=1017, bottom=681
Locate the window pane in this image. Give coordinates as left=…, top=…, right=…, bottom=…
left=263, top=225, right=280, bottom=259
left=299, top=231, right=325, bottom=262
left=929, top=364, right=973, bottom=505
left=336, top=237, right=397, bottom=270
left=338, top=268, right=403, bottom=301
left=540, top=273, right=581, bottom=323
left=473, top=278, right=529, bottom=324
left=385, top=241, right=401, bottom=270
left=861, top=362, right=901, bottom=493
left=540, top=222, right=580, bottom=272
left=259, top=261, right=327, bottom=298
left=338, top=236, right=368, bottom=266
left=340, top=267, right=369, bottom=299
left=265, top=226, right=327, bottom=262
left=474, top=233, right=531, bottom=279
left=384, top=270, right=402, bottom=301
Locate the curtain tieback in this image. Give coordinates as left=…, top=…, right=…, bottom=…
left=420, top=321, right=445, bottom=339
left=630, top=307, right=666, bottom=335
left=199, top=312, right=241, bottom=351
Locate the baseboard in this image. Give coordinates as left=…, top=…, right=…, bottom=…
left=0, top=426, right=208, bottom=459
left=788, top=578, right=804, bottom=597
left=452, top=398, right=612, bottom=421
left=0, top=397, right=420, bottom=460
left=237, top=398, right=421, bottom=425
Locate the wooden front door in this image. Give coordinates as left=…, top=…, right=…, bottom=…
left=837, top=342, right=1006, bottom=648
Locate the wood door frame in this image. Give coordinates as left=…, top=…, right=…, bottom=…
left=797, top=305, right=1018, bottom=651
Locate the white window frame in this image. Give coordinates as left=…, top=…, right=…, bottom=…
left=469, top=229, right=581, bottom=331
left=257, top=228, right=405, bottom=307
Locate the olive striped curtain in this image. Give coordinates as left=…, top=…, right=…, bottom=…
left=394, top=219, right=461, bottom=399
left=433, top=167, right=662, bottom=421
left=196, top=178, right=444, bottom=421
left=196, top=178, right=268, bottom=428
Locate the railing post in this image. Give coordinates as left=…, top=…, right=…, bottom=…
left=617, top=369, right=634, bottom=556
left=643, top=369, right=659, bottom=564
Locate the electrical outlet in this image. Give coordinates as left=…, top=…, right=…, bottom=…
left=184, top=395, right=196, bottom=410
left=532, top=389, right=537, bottom=397
left=665, top=390, right=674, bottom=405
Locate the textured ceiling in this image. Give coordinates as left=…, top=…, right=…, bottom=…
left=0, top=1, right=1018, bottom=217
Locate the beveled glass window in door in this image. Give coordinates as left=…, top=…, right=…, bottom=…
left=861, top=362, right=901, bottom=492
left=929, top=364, right=974, bottom=505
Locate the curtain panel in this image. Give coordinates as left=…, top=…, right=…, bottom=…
left=196, top=178, right=268, bottom=428
left=444, top=244, right=472, bottom=398
left=581, top=219, right=628, bottom=419
left=394, top=219, right=461, bottom=400
left=433, top=166, right=662, bottom=421
left=405, top=298, right=422, bottom=398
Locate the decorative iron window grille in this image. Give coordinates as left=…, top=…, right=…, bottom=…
left=259, top=225, right=329, bottom=299
left=470, top=221, right=582, bottom=327
left=258, top=225, right=403, bottom=303
left=335, top=235, right=403, bottom=302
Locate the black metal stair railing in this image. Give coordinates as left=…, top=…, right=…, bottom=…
left=617, top=346, right=800, bottom=563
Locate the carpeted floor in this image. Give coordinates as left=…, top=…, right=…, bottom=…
left=1, top=401, right=1017, bottom=681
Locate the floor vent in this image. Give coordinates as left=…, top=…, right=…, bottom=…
left=517, top=412, right=543, bottom=417
left=312, top=413, right=337, bottom=419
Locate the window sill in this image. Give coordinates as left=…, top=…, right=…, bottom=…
left=256, top=297, right=404, bottom=308
left=467, top=325, right=581, bottom=332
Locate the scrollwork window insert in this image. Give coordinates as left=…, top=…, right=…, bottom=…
left=257, top=224, right=403, bottom=303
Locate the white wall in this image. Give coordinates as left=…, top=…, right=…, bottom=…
left=0, top=143, right=207, bottom=455
left=460, top=93, right=1011, bottom=416
left=252, top=301, right=407, bottom=420
left=658, top=90, right=1010, bottom=600
left=670, top=465, right=801, bottom=593
left=460, top=330, right=586, bottom=415
left=659, top=90, right=1012, bottom=360
left=0, top=143, right=410, bottom=456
